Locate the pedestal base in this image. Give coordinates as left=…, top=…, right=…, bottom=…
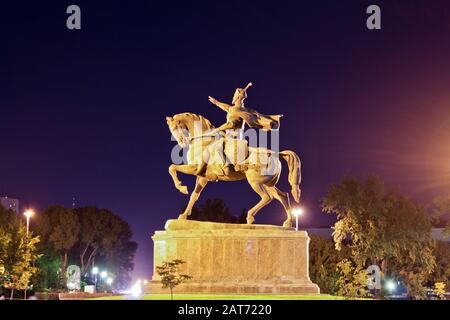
left=146, top=219, right=320, bottom=295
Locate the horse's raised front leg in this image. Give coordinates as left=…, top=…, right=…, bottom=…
left=168, top=164, right=198, bottom=195
left=179, top=177, right=208, bottom=220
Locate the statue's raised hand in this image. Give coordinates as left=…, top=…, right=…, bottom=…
left=208, top=96, right=218, bottom=105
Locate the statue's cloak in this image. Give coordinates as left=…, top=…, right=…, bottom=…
left=234, top=107, right=283, bottom=130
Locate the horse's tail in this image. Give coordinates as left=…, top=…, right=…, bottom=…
left=279, top=150, right=301, bottom=203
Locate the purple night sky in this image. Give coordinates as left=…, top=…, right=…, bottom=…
left=1, top=0, right=450, bottom=281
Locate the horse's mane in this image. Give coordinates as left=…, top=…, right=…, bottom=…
left=172, top=112, right=215, bottom=130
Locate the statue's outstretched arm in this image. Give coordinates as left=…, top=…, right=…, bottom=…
left=215, top=121, right=234, bottom=131
left=208, top=96, right=231, bottom=112
left=207, top=121, right=234, bottom=136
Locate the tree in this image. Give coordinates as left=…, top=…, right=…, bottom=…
left=336, top=259, right=369, bottom=299
left=309, top=235, right=351, bottom=295
left=0, top=229, right=11, bottom=285
left=189, top=198, right=247, bottom=224
left=322, top=175, right=436, bottom=298
left=427, top=241, right=450, bottom=287
left=31, top=205, right=137, bottom=291
left=101, top=240, right=138, bottom=290
left=0, top=206, right=15, bottom=295
left=156, top=259, right=192, bottom=300
left=432, top=195, right=450, bottom=234
left=0, top=205, right=41, bottom=299
left=75, top=206, right=104, bottom=275
left=33, top=247, right=61, bottom=291
left=36, top=205, right=80, bottom=287
left=434, top=282, right=446, bottom=299
left=74, top=206, right=137, bottom=288
left=91, top=220, right=138, bottom=290
left=1, top=225, right=40, bottom=299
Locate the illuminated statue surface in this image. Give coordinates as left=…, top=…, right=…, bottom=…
left=166, top=83, right=301, bottom=227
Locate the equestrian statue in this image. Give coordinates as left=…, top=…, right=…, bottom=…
left=166, top=83, right=301, bottom=227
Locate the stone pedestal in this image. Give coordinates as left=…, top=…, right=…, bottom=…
left=145, top=219, right=320, bottom=294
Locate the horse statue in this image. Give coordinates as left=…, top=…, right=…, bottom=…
left=166, top=112, right=302, bottom=228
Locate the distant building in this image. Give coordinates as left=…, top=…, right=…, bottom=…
left=0, top=196, right=19, bottom=213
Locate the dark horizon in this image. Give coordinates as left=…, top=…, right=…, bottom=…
left=2, top=0, right=450, bottom=282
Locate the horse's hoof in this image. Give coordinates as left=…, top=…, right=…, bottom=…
left=178, top=214, right=188, bottom=220
left=283, top=220, right=293, bottom=228
left=246, top=215, right=255, bottom=225
left=177, top=185, right=189, bottom=195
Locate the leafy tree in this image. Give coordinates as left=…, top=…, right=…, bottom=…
left=36, top=205, right=80, bottom=286
left=336, top=259, right=369, bottom=299
left=2, top=225, right=40, bottom=299
left=92, top=222, right=138, bottom=289
left=0, top=206, right=15, bottom=295
left=0, top=229, right=11, bottom=283
left=74, top=206, right=137, bottom=288
left=0, top=205, right=41, bottom=299
left=427, top=241, right=450, bottom=286
left=309, top=235, right=351, bottom=295
left=156, top=259, right=192, bottom=300
left=189, top=198, right=246, bottom=224
left=322, top=175, right=436, bottom=298
left=33, top=248, right=61, bottom=291
left=434, top=282, right=446, bottom=299
left=31, top=205, right=137, bottom=291
left=73, top=206, right=102, bottom=275
left=432, top=195, right=450, bottom=234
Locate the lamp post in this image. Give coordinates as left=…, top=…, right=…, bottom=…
left=292, top=207, right=304, bottom=231
left=92, top=267, right=99, bottom=291
left=106, top=277, right=113, bottom=292
left=22, top=209, right=34, bottom=300
left=23, top=209, right=34, bottom=235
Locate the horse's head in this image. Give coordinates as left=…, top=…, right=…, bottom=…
left=166, top=113, right=215, bottom=148
left=166, top=115, right=189, bottom=148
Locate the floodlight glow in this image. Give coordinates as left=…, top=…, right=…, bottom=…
left=131, top=282, right=142, bottom=297
left=385, top=280, right=397, bottom=292
left=292, top=207, right=304, bottom=217
left=92, top=267, right=99, bottom=275
left=292, top=207, right=304, bottom=231
left=100, top=271, right=107, bottom=278
left=24, top=209, right=35, bottom=219
left=106, top=277, right=113, bottom=285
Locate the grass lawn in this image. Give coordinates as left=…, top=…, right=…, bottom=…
left=91, top=293, right=345, bottom=300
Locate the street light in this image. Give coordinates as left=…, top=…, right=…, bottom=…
left=131, top=281, right=142, bottom=297
left=292, top=207, right=304, bottom=231
left=385, top=280, right=397, bottom=293
left=23, top=209, right=35, bottom=300
left=100, top=271, right=107, bottom=279
left=23, top=209, right=34, bottom=235
left=106, top=277, right=113, bottom=285
left=91, top=267, right=99, bottom=292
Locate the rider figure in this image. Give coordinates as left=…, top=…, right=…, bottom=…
left=197, top=82, right=282, bottom=177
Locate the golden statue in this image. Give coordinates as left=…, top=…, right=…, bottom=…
left=204, top=82, right=282, bottom=176
left=166, top=83, right=301, bottom=227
